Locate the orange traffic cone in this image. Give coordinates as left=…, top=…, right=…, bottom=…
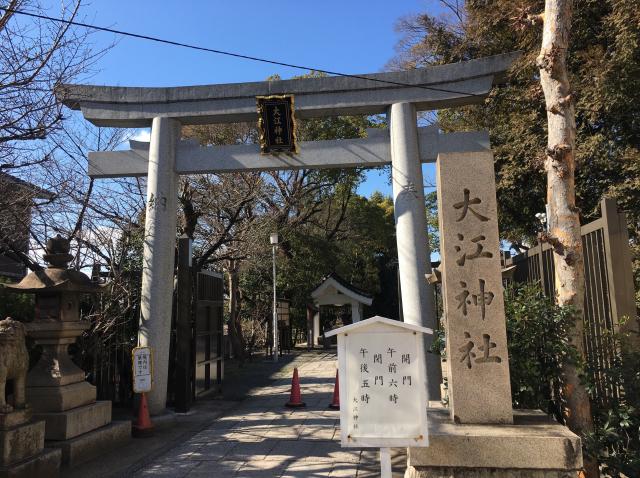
left=329, top=370, right=340, bottom=409
left=285, top=367, right=306, bottom=408
left=132, top=392, right=154, bottom=437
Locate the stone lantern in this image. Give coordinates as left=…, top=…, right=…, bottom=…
left=5, top=235, right=129, bottom=467
left=8, top=235, right=102, bottom=409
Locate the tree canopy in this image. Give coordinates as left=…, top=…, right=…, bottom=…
left=390, top=0, right=639, bottom=261
left=178, top=77, right=399, bottom=357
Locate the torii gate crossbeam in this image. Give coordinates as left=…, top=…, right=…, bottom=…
left=88, top=127, right=489, bottom=178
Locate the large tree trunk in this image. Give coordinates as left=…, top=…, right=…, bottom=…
left=227, top=259, right=246, bottom=363
left=537, top=1, right=598, bottom=476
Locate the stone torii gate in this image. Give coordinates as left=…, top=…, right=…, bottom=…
left=58, top=52, right=517, bottom=414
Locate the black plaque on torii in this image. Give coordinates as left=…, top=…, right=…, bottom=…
left=256, top=95, right=298, bottom=154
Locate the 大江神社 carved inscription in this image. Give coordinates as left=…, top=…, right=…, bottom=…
left=437, top=151, right=513, bottom=424
left=455, top=279, right=495, bottom=320
left=257, top=95, right=297, bottom=154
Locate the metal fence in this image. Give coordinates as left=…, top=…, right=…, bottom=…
left=193, top=270, right=224, bottom=398
left=505, top=198, right=638, bottom=406
left=87, top=261, right=225, bottom=409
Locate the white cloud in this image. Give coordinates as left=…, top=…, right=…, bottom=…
left=130, top=129, right=151, bottom=143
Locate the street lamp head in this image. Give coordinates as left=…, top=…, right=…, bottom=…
left=270, top=232, right=279, bottom=245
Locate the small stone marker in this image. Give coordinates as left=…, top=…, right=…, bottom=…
left=325, top=316, right=432, bottom=478
left=132, top=346, right=153, bottom=393
left=436, top=151, right=513, bottom=424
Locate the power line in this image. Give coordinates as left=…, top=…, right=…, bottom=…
left=2, top=6, right=635, bottom=123
left=0, top=5, right=488, bottom=99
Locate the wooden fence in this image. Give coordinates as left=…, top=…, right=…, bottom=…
left=504, top=198, right=638, bottom=406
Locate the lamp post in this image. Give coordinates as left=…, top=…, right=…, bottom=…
left=270, top=232, right=279, bottom=362
left=535, top=211, right=548, bottom=232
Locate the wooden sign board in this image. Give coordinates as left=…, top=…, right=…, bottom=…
left=256, top=95, right=297, bottom=154
left=132, top=346, right=153, bottom=393
left=325, top=316, right=431, bottom=449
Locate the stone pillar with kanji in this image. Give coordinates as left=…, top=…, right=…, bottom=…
left=436, top=151, right=512, bottom=424
left=405, top=150, right=583, bottom=478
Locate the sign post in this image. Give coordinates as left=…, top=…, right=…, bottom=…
left=132, top=346, right=154, bottom=436
left=325, top=316, right=432, bottom=478
left=132, top=346, right=153, bottom=394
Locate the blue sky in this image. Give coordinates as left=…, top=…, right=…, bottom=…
left=65, top=0, right=444, bottom=197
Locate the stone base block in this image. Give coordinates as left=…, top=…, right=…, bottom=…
left=0, top=410, right=31, bottom=431
left=405, top=467, right=579, bottom=477
left=27, top=381, right=96, bottom=413
left=48, top=421, right=130, bottom=468
left=0, top=448, right=60, bottom=478
left=35, top=401, right=111, bottom=441
left=0, top=420, right=44, bottom=466
left=406, top=408, right=582, bottom=477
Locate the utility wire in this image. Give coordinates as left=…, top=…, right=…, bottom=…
left=1, top=6, right=634, bottom=123
left=0, top=5, right=488, bottom=99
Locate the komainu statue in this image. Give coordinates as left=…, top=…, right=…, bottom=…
left=0, top=317, right=29, bottom=413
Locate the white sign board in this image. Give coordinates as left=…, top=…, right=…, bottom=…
left=327, top=316, right=430, bottom=449
left=132, top=346, right=153, bottom=393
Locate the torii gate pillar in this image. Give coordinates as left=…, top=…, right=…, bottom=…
left=390, top=102, right=442, bottom=401
left=139, top=117, right=181, bottom=414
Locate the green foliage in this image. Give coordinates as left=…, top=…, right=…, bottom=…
left=430, top=326, right=446, bottom=358
left=244, top=190, right=399, bottom=331
left=585, top=403, right=640, bottom=477
left=504, top=283, right=577, bottom=415
left=182, top=83, right=398, bottom=355
left=504, top=284, right=640, bottom=474
left=391, top=1, right=640, bottom=258
left=425, top=190, right=440, bottom=254
left=582, top=323, right=640, bottom=478
left=0, top=278, right=33, bottom=322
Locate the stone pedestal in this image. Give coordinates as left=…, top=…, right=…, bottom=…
left=35, top=401, right=112, bottom=441
left=30, top=393, right=130, bottom=468
left=0, top=410, right=61, bottom=478
left=27, top=352, right=130, bottom=467
left=27, top=381, right=96, bottom=413
left=51, top=421, right=130, bottom=468
left=25, top=322, right=131, bottom=466
left=406, top=407, right=583, bottom=477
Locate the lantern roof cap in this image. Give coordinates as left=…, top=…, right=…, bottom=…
left=3, top=235, right=105, bottom=294
left=3, top=267, right=105, bottom=293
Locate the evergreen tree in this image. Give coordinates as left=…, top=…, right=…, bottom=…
left=391, top=0, right=640, bottom=261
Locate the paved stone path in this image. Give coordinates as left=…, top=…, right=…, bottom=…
left=134, top=351, right=395, bottom=477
